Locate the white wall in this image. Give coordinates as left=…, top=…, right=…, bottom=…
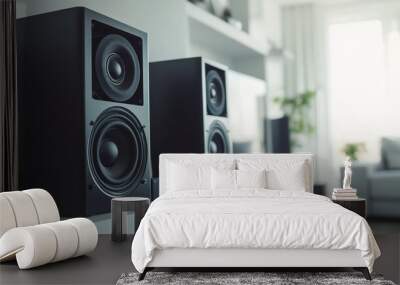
left=228, top=70, right=267, bottom=152
left=16, top=0, right=190, bottom=62
left=190, top=42, right=234, bottom=69
left=263, top=0, right=283, bottom=45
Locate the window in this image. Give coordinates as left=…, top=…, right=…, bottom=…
left=328, top=19, right=399, bottom=162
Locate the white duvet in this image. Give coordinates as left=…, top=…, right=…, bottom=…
left=131, top=190, right=380, bottom=273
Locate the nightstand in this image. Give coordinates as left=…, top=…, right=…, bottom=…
left=111, top=197, right=150, bottom=242
left=332, top=198, right=366, bottom=218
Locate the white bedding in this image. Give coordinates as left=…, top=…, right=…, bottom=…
left=131, top=190, right=380, bottom=273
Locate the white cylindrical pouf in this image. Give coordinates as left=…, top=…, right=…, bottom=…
left=1, top=191, right=39, bottom=227
left=0, top=189, right=98, bottom=269
left=0, top=226, right=57, bottom=269
left=43, top=221, right=79, bottom=262
left=24, top=189, right=60, bottom=224
left=67, top=218, right=98, bottom=257
left=0, top=196, right=17, bottom=237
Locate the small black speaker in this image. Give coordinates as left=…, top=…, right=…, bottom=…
left=269, top=116, right=291, bottom=153
left=17, top=7, right=152, bottom=217
left=150, top=57, right=232, bottom=177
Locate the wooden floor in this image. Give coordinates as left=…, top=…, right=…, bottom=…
left=369, top=219, right=400, bottom=284
left=1, top=229, right=399, bottom=284
left=0, top=235, right=133, bottom=285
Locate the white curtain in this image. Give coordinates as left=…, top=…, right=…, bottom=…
left=282, top=4, right=317, bottom=99
left=282, top=4, right=318, bottom=154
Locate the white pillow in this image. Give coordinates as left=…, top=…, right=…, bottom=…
left=167, top=162, right=210, bottom=191
left=236, top=169, right=267, bottom=189
left=211, top=169, right=268, bottom=190
left=237, top=158, right=309, bottom=192
left=211, top=168, right=236, bottom=190
left=165, top=158, right=235, bottom=192
left=267, top=162, right=307, bottom=191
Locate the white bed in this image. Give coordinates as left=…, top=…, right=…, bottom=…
left=131, top=154, right=380, bottom=280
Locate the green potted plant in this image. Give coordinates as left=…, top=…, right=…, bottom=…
left=273, top=90, right=316, bottom=148
left=342, top=143, right=366, bottom=161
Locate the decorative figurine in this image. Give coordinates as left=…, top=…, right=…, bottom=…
left=343, top=157, right=352, bottom=189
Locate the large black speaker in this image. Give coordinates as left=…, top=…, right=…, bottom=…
left=268, top=116, right=291, bottom=153
left=17, top=7, right=152, bottom=217
left=150, top=57, right=232, bottom=177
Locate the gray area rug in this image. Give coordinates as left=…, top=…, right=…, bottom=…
left=116, top=272, right=396, bottom=285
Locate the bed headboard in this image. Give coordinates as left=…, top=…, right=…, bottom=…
left=158, top=153, right=314, bottom=196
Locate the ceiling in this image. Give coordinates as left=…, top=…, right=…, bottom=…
left=275, top=0, right=371, bottom=6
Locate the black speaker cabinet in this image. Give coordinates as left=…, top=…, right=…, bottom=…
left=150, top=57, right=232, bottom=177
left=269, top=116, right=291, bottom=153
left=17, top=7, right=152, bottom=217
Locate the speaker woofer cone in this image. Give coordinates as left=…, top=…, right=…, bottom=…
left=88, top=107, right=147, bottom=197
left=106, top=53, right=126, bottom=85
left=206, top=70, right=226, bottom=116
left=207, top=120, right=230, bottom=153
left=95, top=34, right=140, bottom=102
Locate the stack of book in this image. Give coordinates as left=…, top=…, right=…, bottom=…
left=332, top=188, right=358, bottom=200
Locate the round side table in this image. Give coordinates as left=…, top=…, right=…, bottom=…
left=111, top=197, right=150, bottom=242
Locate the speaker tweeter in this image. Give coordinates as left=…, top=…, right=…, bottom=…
left=92, top=20, right=143, bottom=105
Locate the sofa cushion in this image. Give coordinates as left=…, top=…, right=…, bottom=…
left=369, top=200, right=400, bottom=218
left=382, top=137, right=400, bottom=170
left=369, top=170, right=400, bottom=199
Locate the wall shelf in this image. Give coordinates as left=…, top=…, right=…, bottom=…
left=185, top=2, right=269, bottom=59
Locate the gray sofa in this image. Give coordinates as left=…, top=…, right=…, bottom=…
left=345, top=138, right=400, bottom=218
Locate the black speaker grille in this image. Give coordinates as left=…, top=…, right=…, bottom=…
left=92, top=20, right=143, bottom=105
left=206, top=65, right=226, bottom=117
left=207, top=120, right=230, bottom=153
left=88, top=107, right=147, bottom=197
